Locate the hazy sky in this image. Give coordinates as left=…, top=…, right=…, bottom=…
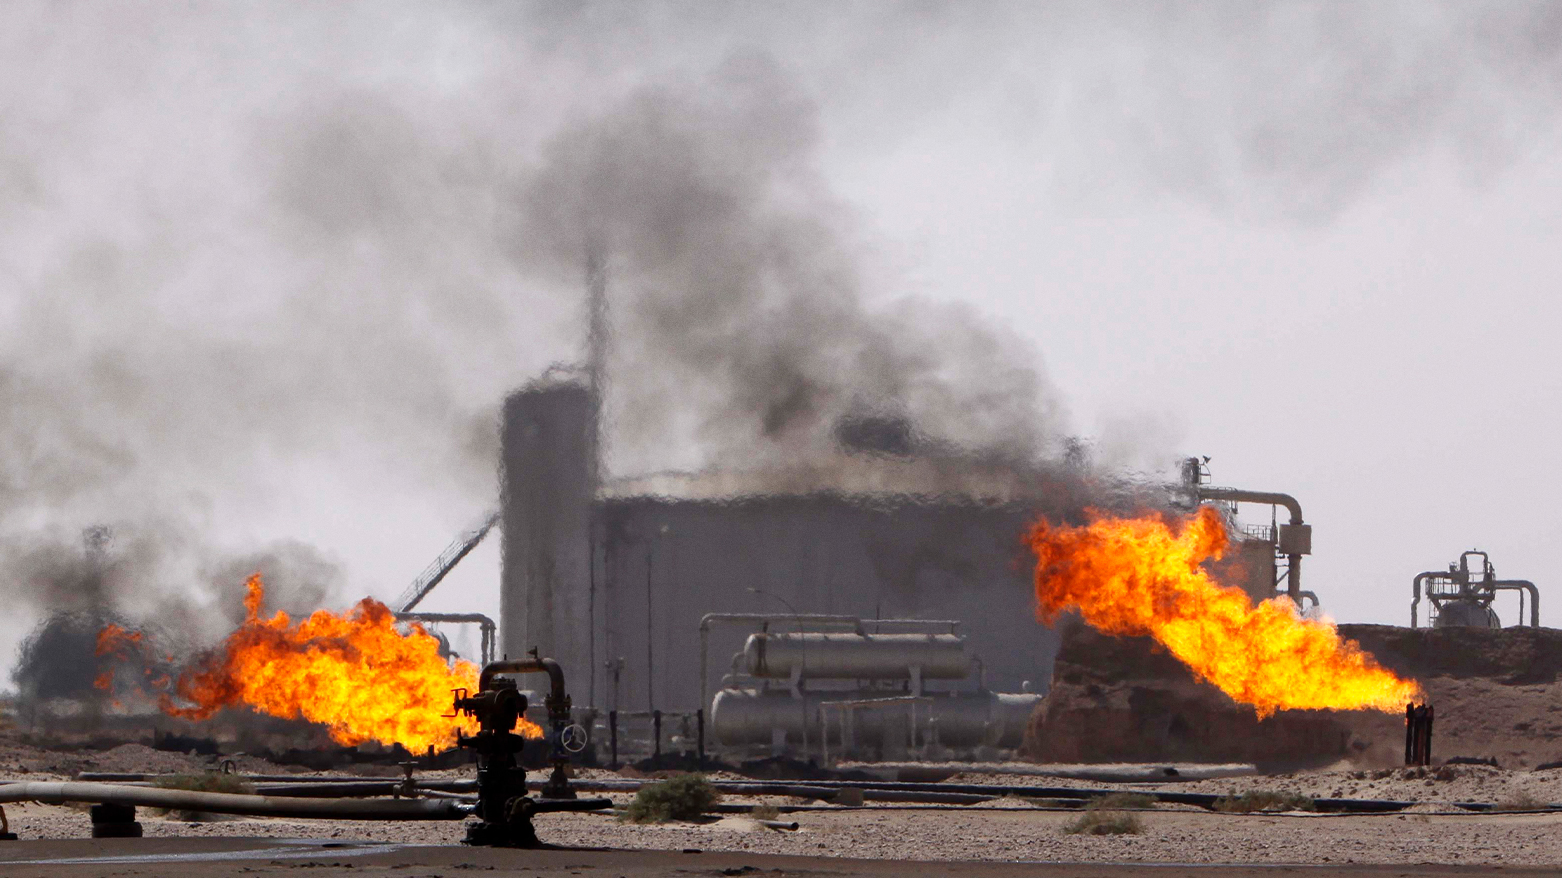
left=3, top=1, right=1560, bottom=669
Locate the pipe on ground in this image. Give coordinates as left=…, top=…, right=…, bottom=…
left=0, top=782, right=471, bottom=820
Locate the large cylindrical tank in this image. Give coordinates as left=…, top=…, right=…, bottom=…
left=742, top=633, right=971, bottom=680
left=500, top=381, right=595, bottom=685
left=710, top=688, right=1038, bottom=749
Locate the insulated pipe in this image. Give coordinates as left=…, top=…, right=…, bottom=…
left=1493, top=580, right=1541, bottom=627
left=1198, top=487, right=1305, bottom=601
left=1411, top=571, right=1443, bottom=628
left=0, top=782, right=470, bottom=820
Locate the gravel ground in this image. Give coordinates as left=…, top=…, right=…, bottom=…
left=7, top=798, right=1562, bottom=866
left=3, top=737, right=1562, bottom=867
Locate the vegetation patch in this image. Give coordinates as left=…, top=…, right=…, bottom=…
left=1493, top=792, right=1548, bottom=812
left=620, top=773, right=721, bottom=823
left=149, top=772, right=254, bottom=821
left=749, top=803, right=781, bottom=821
left=1064, top=809, right=1143, bottom=835
left=1212, top=790, right=1315, bottom=813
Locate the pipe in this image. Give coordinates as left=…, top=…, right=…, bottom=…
left=1411, top=571, right=1442, bottom=628
left=697, top=613, right=965, bottom=730
left=480, top=658, right=565, bottom=705
left=699, top=613, right=861, bottom=732
left=1493, top=580, right=1540, bottom=627
left=249, top=781, right=477, bottom=798
left=395, top=613, right=498, bottom=665
left=1197, top=487, right=1306, bottom=602
left=554, top=778, right=1414, bottom=813
left=0, top=782, right=470, bottom=820
left=79, top=773, right=465, bottom=785
left=1197, top=488, right=1303, bottom=525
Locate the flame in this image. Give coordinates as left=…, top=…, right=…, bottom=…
left=1028, top=506, right=1420, bottom=717
left=155, top=574, right=541, bottom=751
left=94, top=623, right=143, bottom=691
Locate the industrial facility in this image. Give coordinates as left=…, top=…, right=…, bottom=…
left=422, top=376, right=1338, bottom=764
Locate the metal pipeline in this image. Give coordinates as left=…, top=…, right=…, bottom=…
left=1411, top=571, right=1440, bottom=628
left=1197, top=486, right=1306, bottom=601
left=0, top=782, right=470, bottom=820
left=1412, top=572, right=1540, bottom=627
left=1197, top=488, right=1303, bottom=525
left=395, top=612, right=497, bottom=665
left=479, top=657, right=565, bottom=705
left=1493, top=580, right=1540, bottom=627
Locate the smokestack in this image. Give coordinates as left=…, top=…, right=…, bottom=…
left=499, top=379, right=595, bottom=678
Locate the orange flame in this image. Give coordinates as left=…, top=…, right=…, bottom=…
left=1028, top=506, right=1420, bottom=717
left=94, top=624, right=144, bottom=691
left=158, top=574, right=541, bottom=751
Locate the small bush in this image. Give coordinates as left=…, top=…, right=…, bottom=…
left=1493, top=792, right=1547, bottom=812
left=620, top=774, right=721, bottom=823
left=1212, top=790, right=1314, bottom=813
left=1089, top=793, right=1157, bottom=810
left=749, top=803, right=781, bottom=821
left=1064, top=809, right=1143, bottom=835
left=151, top=772, right=253, bottom=821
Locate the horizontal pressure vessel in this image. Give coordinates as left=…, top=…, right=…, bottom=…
left=742, top=633, right=971, bottom=680
left=710, top=688, right=1039, bottom=749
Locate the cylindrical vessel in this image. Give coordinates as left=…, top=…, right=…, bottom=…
left=710, top=689, right=1040, bottom=749
left=742, top=633, right=971, bottom=680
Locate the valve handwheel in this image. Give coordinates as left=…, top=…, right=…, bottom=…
left=558, top=723, right=588, bottom=753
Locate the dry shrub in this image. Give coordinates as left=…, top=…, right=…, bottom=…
left=1493, top=792, right=1548, bottom=812
left=749, top=803, right=781, bottom=821
left=1065, top=809, right=1143, bottom=835
left=620, top=774, right=721, bottom=823
left=1212, top=790, right=1315, bottom=813
left=151, top=772, right=254, bottom=821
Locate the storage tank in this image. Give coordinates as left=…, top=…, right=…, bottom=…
left=710, top=688, right=1038, bottom=749
left=742, top=632, right=971, bottom=681
left=500, top=380, right=595, bottom=680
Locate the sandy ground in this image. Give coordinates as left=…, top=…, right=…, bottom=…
left=4, top=739, right=1562, bottom=869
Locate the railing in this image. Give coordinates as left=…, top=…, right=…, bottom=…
left=394, top=511, right=500, bottom=613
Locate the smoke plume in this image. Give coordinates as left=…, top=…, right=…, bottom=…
left=1, top=1, right=1559, bottom=679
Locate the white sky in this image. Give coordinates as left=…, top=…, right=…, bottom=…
left=3, top=2, right=1561, bottom=673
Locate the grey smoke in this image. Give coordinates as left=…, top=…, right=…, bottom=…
left=0, top=2, right=1558, bottom=676
left=516, top=55, right=1065, bottom=470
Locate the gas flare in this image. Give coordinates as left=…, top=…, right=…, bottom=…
left=107, top=575, right=541, bottom=751
left=1028, top=506, right=1420, bottom=717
